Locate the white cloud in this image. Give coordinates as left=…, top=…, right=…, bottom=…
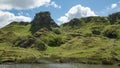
left=45, top=1, right=61, bottom=9
left=111, top=3, right=117, bottom=9
left=50, top=2, right=61, bottom=8
left=0, top=0, right=51, bottom=10
left=100, top=2, right=119, bottom=15
left=58, top=16, right=69, bottom=23
left=0, top=10, right=32, bottom=28
left=0, top=0, right=61, bottom=28
left=58, top=5, right=97, bottom=23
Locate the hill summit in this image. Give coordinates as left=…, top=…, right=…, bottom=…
left=30, top=11, right=58, bottom=34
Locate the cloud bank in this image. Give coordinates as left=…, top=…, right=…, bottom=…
left=0, top=0, right=61, bottom=10
left=0, top=0, right=51, bottom=10
left=0, top=10, right=31, bottom=28
left=58, top=5, right=97, bottom=23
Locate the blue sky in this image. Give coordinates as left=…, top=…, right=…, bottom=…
left=0, top=0, right=120, bottom=27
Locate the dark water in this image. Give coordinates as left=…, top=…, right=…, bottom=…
left=0, top=63, right=119, bottom=68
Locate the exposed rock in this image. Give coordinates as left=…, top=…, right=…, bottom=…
left=62, top=16, right=109, bottom=27
left=17, top=36, right=36, bottom=48
left=118, top=63, right=120, bottom=66
left=82, top=16, right=109, bottom=23
left=63, top=18, right=81, bottom=27
left=109, top=12, right=120, bottom=24
left=102, top=58, right=114, bottom=65
left=69, top=18, right=80, bottom=25
left=30, top=11, right=58, bottom=34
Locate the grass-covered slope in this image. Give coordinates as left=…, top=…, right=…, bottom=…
left=1, top=22, right=31, bottom=36
left=0, top=11, right=120, bottom=65
left=52, top=12, right=120, bottom=64
left=0, top=43, right=41, bottom=63
left=0, top=22, right=41, bottom=63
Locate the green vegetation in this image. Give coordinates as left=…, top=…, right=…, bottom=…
left=103, top=25, right=120, bottom=39
left=0, top=11, right=120, bottom=65
left=0, top=43, right=41, bottom=63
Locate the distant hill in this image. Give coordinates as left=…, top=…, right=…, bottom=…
left=0, top=11, right=120, bottom=65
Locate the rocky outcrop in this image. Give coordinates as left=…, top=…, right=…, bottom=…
left=62, top=16, right=109, bottom=27
left=109, top=12, right=120, bottom=24
left=30, top=11, right=58, bottom=34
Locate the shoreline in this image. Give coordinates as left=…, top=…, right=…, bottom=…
left=0, top=57, right=120, bottom=66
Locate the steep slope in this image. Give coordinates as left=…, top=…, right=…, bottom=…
left=0, top=22, right=31, bottom=46
left=0, top=22, right=42, bottom=63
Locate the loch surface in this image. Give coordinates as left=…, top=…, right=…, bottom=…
left=0, top=63, right=119, bottom=68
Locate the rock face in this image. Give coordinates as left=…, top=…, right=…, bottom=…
left=30, top=11, right=58, bottom=34
left=67, top=18, right=81, bottom=26
left=109, top=12, right=120, bottom=24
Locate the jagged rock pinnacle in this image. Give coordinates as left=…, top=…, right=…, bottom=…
left=30, top=11, right=58, bottom=34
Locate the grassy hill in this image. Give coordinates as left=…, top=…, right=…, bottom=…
left=0, top=11, right=120, bottom=65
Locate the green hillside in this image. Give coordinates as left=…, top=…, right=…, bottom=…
left=0, top=11, right=120, bottom=65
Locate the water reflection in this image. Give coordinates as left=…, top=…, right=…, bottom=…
left=0, top=63, right=119, bottom=68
